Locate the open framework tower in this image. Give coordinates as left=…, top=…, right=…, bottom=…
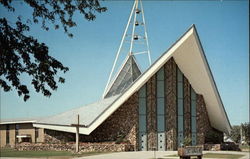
left=103, top=0, right=152, bottom=98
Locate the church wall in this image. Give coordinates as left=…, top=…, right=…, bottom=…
left=146, top=75, right=157, bottom=150
left=44, top=93, right=139, bottom=149
left=165, top=58, right=177, bottom=150
left=39, top=57, right=223, bottom=151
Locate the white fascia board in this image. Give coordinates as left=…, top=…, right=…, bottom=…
left=0, top=120, right=36, bottom=125
left=192, top=29, right=231, bottom=133
left=33, top=123, right=89, bottom=134
left=173, top=26, right=231, bottom=133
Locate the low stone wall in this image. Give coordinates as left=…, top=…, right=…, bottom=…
left=15, top=142, right=134, bottom=152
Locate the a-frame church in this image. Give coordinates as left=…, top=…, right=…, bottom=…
left=0, top=25, right=231, bottom=151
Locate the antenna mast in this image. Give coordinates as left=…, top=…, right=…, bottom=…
left=103, top=0, right=151, bottom=98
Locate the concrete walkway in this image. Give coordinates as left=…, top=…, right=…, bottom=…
left=74, top=151, right=250, bottom=159
left=1, top=151, right=249, bottom=159
left=74, top=151, right=176, bottom=159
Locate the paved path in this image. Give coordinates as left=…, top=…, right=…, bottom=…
left=74, top=151, right=250, bottom=159
left=1, top=151, right=249, bottom=159
left=74, top=151, right=176, bottom=159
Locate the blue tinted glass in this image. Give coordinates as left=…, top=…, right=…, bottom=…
left=139, top=98, right=146, bottom=115
left=157, top=81, right=164, bottom=98
left=157, top=67, right=164, bottom=81
left=139, top=115, right=147, bottom=132
left=139, top=85, right=146, bottom=98
left=178, top=99, right=183, bottom=115
left=157, top=115, right=165, bottom=131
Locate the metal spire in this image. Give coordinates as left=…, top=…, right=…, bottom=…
left=103, top=0, right=151, bottom=98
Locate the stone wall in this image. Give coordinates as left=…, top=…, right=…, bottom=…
left=146, top=75, right=157, bottom=150
left=196, top=94, right=211, bottom=145
left=183, top=77, right=191, bottom=138
left=45, top=93, right=139, bottom=148
left=15, top=142, right=134, bottom=152
left=165, top=58, right=177, bottom=150
left=196, top=95, right=223, bottom=145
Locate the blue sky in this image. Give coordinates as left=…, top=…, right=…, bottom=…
left=0, top=0, right=249, bottom=126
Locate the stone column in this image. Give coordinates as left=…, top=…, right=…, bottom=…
left=184, top=77, right=191, bottom=139
left=147, top=75, right=157, bottom=150
left=165, top=58, right=177, bottom=150
left=196, top=94, right=210, bottom=145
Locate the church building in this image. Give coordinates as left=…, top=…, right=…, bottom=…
left=0, top=25, right=231, bottom=151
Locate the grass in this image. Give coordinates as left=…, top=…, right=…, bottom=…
left=240, top=145, right=250, bottom=152
left=165, top=153, right=244, bottom=159
left=0, top=148, right=111, bottom=158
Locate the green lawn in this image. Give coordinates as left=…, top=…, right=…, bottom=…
left=0, top=148, right=111, bottom=158
left=165, top=153, right=244, bottom=159
left=240, top=145, right=250, bottom=152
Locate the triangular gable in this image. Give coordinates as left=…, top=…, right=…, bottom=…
left=104, top=55, right=141, bottom=98
left=34, top=25, right=231, bottom=135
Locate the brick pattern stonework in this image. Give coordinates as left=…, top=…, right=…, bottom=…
left=165, top=58, right=177, bottom=150
left=146, top=75, right=157, bottom=150
left=184, top=77, right=191, bottom=138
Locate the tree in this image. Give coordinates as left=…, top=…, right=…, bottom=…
left=229, top=125, right=241, bottom=143
left=241, top=122, right=250, bottom=145
left=0, top=0, right=107, bottom=101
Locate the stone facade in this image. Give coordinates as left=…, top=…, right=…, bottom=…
left=45, top=93, right=139, bottom=148
left=196, top=94, right=223, bottom=145
left=146, top=75, right=157, bottom=150
left=0, top=58, right=224, bottom=151
left=165, top=58, right=177, bottom=150
left=183, top=77, right=191, bottom=138
left=15, top=142, right=134, bottom=152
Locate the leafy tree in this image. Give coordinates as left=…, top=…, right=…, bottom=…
left=241, top=122, right=250, bottom=145
left=229, top=125, right=241, bottom=143
left=0, top=0, right=107, bottom=101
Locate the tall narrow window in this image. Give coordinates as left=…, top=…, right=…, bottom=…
left=138, top=85, right=147, bottom=151
left=6, top=124, right=9, bottom=144
left=191, top=87, right=197, bottom=145
left=156, top=67, right=165, bottom=151
left=177, top=68, right=184, bottom=147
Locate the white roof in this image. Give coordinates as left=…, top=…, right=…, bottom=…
left=0, top=118, right=37, bottom=125
left=34, top=95, right=120, bottom=133
left=34, top=25, right=231, bottom=134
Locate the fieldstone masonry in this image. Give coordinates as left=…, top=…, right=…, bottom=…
left=32, top=57, right=223, bottom=152
left=45, top=93, right=139, bottom=147
left=165, top=58, right=177, bottom=150
left=184, top=77, right=191, bottom=138
left=146, top=75, right=157, bottom=150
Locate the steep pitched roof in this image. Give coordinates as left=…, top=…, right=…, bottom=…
left=34, top=25, right=231, bottom=134
left=104, top=55, right=141, bottom=98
